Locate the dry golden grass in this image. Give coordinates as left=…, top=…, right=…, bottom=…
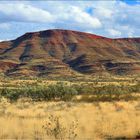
left=0, top=76, right=137, bottom=89
left=0, top=78, right=139, bottom=139
left=0, top=98, right=139, bottom=139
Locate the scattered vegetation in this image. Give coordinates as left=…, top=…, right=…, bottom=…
left=0, top=77, right=139, bottom=139
left=0, top=81, right=139, bottom=102
left=0, top=100, right=139, bottom=139
left=42, top=115, right=78, bottom=140
left=0, top=82, right=77, bottom=101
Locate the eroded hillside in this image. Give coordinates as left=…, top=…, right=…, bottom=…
left=0, top=29, right=140, bottom=77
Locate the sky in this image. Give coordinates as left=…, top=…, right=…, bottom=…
left=0, top=0, right=140, bottom=41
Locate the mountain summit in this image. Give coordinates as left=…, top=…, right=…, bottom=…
left=0, top=29, right=140, bottom=77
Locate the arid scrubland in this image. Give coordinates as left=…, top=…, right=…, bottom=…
left=0, top=99, right=140, bottom=139
left=0, top=77, right=139, bottom=139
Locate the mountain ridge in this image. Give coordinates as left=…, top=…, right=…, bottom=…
left=0, top=29, right=140, bottom=77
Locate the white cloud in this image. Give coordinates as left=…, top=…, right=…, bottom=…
left=0, top=2, right=102, bottom=32
left=0, top=3, right=54, bottom=23
left=0, top=0, right=140, bottom=39
left=95, top=7, right=113, bottom=18
left=107, top=29, right=121, bottom=37
left=59, top=6, right=101, bottom=29
left=92, top=1, right=116, bottom=19
left=90, top=1, right=140, bottom=37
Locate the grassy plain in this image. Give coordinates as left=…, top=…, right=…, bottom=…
left=0, top=77, right=139, bottom=139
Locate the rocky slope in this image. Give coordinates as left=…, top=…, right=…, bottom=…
left=0, top=29, right=140, bottom=77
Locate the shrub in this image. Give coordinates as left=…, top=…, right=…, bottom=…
left=0, top=82, right=139, bottom=102
left=42, top=115, right=78, bottom=140
left=45, top=82, right=78, bottom=101
left=0, top=82, right=78, bottom=101
left=0, top=88, right=22, bottom=101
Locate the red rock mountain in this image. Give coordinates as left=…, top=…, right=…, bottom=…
left=0, top=29, right=140, bottom=77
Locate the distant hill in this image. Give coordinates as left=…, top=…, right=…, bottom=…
left=0, top=29, right=140, bottom=77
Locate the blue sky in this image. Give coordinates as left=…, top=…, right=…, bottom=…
left=122, top=0, right=139, bottom=5
left=0, top=0, right=140, bottom=41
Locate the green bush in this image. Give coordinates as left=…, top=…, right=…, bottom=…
left=45, top=82, right=78, bottom=101
left=0, top=82, right=78, bottom=101
left=0, top=82, right=139, bottom=102
left=0, top=88, right=22, bottom=101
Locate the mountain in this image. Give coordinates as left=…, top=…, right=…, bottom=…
left=0, top=29, right=140, bottom=77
